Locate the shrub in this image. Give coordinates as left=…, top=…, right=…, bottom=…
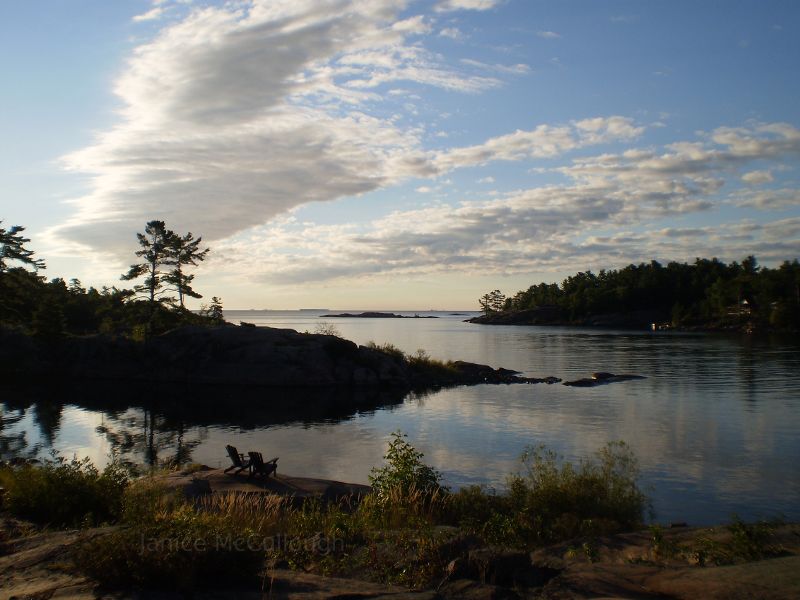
left=314, top=321, right=341, bottom=337
left=365, top=341, right=406, bottom=362
left=0, top=455, right=130, bottom=527
left=692, top=516, right=785, bottom=565
left=506, top=441, right=649, bottom=544
left=369, top=431, right=444, bottom=502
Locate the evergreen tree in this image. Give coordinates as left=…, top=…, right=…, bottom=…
left=479, top=289, right=506, bottom=314
left=121, top=221, right=177, bottom=307
left=200, top=296, right=224, bottom=324
left=164, top=232, right=209, bottom=308
left=0, top=221, right=45, bottom=272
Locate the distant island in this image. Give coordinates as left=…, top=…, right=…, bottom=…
left=327, top=311, right=438, bottom=319
left=472, top=256, right=800, bottom=333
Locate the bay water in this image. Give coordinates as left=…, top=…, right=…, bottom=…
left=2, top=310, right=799, bottom=525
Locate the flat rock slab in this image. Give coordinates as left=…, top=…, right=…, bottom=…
left=563, top=373, right=645, bottom=387
left=157, top=467, right=372, bottom=501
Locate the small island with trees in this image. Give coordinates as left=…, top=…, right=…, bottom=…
left=473, top=257, right=800, bottom=332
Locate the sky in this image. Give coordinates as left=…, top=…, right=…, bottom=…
left=1, top=0, right=799, bottom=310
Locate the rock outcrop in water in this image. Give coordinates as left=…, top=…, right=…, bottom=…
left=562, top=372, right=646, bottom=387
left=0, top=325, right=549, bottom=389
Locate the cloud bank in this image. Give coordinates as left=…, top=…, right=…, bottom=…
left=49, top=0, right=799, bottom=291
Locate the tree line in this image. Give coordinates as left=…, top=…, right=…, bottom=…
left=479, top=256, right=800, bottom=330
left=0, top=219, right=224, bottom=339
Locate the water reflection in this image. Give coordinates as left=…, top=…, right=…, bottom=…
left=1, top=382, right=407, bottom=467
left=1, top=315, right=799, bottom=526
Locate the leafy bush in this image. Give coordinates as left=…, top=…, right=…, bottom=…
left=369, top=431, right=444, bottom=502
left=0, top=455, right=130, bottom=527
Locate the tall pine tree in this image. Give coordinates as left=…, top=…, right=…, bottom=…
left=121, top=220, right=176, bottom=307
left=0, top=221, right=45, bottom=272
left=164, top=232, right=209, bottom=308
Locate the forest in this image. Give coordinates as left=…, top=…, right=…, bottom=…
left=0, top=220, right=222, bottom=339
left=482, top=257, right=800, bottom=330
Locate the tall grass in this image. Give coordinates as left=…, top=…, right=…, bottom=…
left=365, top=342, right=459, bottom=379
left=0, top=454, right=129, bottom=527
left=3, top=437, right=651, bottom=592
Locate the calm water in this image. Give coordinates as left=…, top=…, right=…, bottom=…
left=2, top=310, right=799, bottom=525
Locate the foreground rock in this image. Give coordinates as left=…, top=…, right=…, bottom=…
left=2, top=520, right=798, bottom=599
left=156, top=466, right=372, bottom=502
left=0, top=325, right=549, bottom=389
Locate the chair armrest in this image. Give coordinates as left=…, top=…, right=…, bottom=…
left=266, top=457, right=279, bottom=464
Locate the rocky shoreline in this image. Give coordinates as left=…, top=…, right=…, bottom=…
left=0, top=325, right=654, bottom=393
left=466, top=307, right=788, bottom=334
left=0, top=324, right=554, bottom=390
left=2, top=512, right=797, bottom=599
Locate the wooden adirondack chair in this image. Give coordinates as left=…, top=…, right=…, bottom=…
left=224, top=445, right=251, bottom=474
left=247, top=451, right=278, bottom=479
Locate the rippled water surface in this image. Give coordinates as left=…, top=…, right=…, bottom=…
left=2, top=310, right=799, bottom=524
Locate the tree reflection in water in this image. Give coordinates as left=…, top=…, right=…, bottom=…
left=1, top=381, right=407, bottom=468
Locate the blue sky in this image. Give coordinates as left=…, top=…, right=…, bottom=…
left=1, top=0, right=799, bottom=309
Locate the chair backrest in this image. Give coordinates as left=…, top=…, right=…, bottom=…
left=248, top=451, right=264, bottom=467
left=226, top=445, right=242, bottom=466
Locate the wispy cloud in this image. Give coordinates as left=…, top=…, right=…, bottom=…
left=46, top=0, right=800, bottom=292
left=460, top=58, right=531, bottom=74
left=434, top=0, right=501, bottom=13
left=439, top=27, right=465, bottom=40
left=48, top=0, right=514, bottom=259
left=536, top=30, right=560, bottom=39
left=210, top=123, right=800, bottom=285
left=741, top=170, right=774, bottom=184
left=132, top=7, right=164, bottom=22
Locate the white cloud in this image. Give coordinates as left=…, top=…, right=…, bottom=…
left=209, top=123, right=800, bottom=286
left=536, top=30, right=560, bottom=39
left=460, top=58, right=531, bottom=74
left=433, top=116, right=644, bottom=172
left=439, top=27, right=465, bottom=40
left=46, top=0, right=800, bottom=290
left=132, top=7, right=164, bottom=22
left=212, top=184, right=800, bottom=286
left=49, top=0, right=512, bottom=258
left=434, top=0, right=501, bottom=13
left=734, top=188, right=800, bottom=210
left=741, top=170, right=774, bottom=184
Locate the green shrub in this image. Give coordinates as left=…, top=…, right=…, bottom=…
left=506, top=441, right=649, bottom=544
left=447, top=442, right=649, bottom=548
left=692, top=516, right=785, bottom=565
left=369, top=431, right=444, bottom=502
left=61, top=440, right=650, bottom=591
left=0, top=455, right=129, bottom=527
